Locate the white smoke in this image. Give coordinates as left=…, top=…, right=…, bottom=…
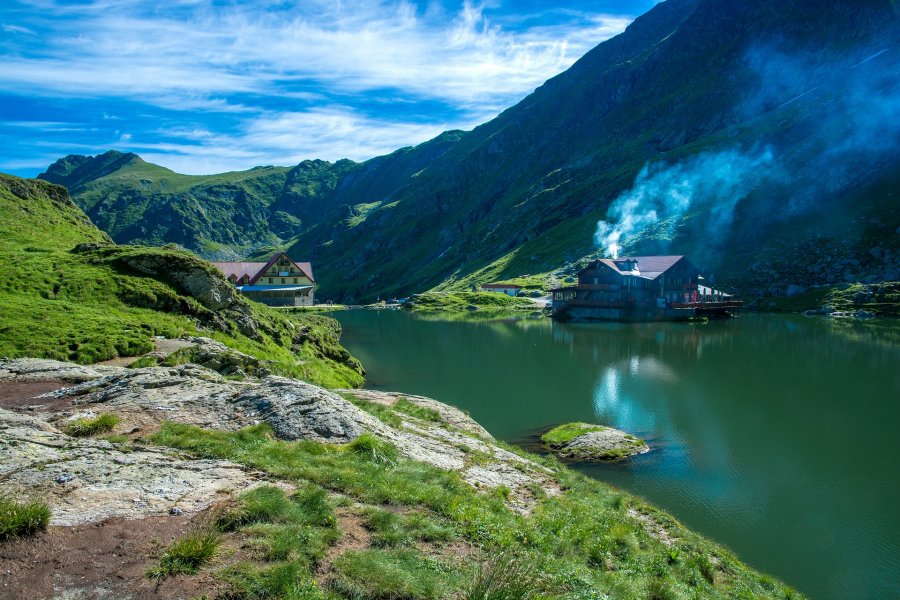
left=594, top=148, right=776, bottom=258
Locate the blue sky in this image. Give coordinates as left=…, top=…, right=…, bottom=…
left=1, top=1, right=656, bottom=176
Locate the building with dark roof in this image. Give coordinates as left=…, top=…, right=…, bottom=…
left=212, top=252, right=315, bottom=307
left=550, top=255, right=739, bottom=321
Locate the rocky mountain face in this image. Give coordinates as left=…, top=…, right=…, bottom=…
left=40, top=0, right=900, bottom=302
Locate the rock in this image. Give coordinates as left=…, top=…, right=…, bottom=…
left=0, top=358, right=109, bottom=382
left=542, top=423, right=648, bottom=461
left=341, top=389, right=493, bottom=439
left=232, top=378, right=377, bottom=444
left=182, top=336, right=263, bottom=375
left=853, top=309, right=876, bottom=320
left=0, top=408, right=262, bottom=525
left=11, top=357, right=561, bottom=513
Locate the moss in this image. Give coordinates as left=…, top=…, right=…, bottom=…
left=541, top=423, right=607, bottom=447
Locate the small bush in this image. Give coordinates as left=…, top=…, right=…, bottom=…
left=64, top=413, right=120, bottom=437
left=463, top=552, right=546, bottom=600
left=0, top=494, right=51, bottom=541
left=146, top=530, right=221, bottom=579
left=347, top=433, right=398, bottom=466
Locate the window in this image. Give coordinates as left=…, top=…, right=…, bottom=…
left=268, top=278, right=273, bottom=284
left=281, top=278, right=285, bottom=284
left=293, top=278, right=297, bottom=283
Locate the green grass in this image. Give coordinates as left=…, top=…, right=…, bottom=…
left=151, top=422, right=802, bottom=599
left=146, top=530, right=222, bottom=579
left=393, top=398, right=442, bottom=423
left=540, top=423, right=606, bottom=447
left=64, top=413, right=121, bottom=437
left=0, top=174, right=363, bottom=389
left=362, top=507, right=457, bottom=548
left=462, top=552, right=548, bottom=600
left=404, top=292, right=538, bottom=314
left=330, top=549, right=461, bottom=600
left=0, top=495, right=51, bottom=541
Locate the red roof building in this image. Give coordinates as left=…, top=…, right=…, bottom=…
left=211, top=252, right=316, bottom=307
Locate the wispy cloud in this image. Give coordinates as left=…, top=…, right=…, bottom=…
left=0, top=0, right=640, bottom=174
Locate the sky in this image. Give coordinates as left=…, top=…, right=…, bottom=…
left=0, top=0, right=657, bottom=177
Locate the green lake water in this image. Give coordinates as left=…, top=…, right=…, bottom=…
left=333, top=310, right=900, bottom=599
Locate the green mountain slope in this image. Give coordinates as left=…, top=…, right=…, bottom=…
left=40, top=0, right=900, bottom=303
left=0, top=173, right=363, bottom=387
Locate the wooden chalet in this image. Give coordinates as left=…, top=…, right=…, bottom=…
left=550, top=255, right=741, bottom=321
left=212, top=252, right=315, bottom=307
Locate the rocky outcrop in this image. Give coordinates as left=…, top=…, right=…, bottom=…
left=1, top=358, right=559, bottom=515
left=341, top=389, right=493, bottom=439
left=0, top=408, right=262, bottom=526
left=543, top=423, right=649, bottom=461
left=0, top=358, right=118, bottom=382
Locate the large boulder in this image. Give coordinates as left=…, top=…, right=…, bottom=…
left=542, top=422, right=649, bottom=461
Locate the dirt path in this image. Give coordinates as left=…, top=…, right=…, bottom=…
left=0, top=515, right=218, bottom=600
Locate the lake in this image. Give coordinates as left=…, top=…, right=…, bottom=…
left=332, top=310, right=899, bottom=600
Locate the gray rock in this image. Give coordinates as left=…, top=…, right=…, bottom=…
left=0, top=358, right=107, bottom=382
left=233, top=377, right=375, bottom=443
left=547, top=426, right=649, bottom=461
left=0, top=408, right=262, bottom=525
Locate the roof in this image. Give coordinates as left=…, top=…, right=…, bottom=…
left=211, top=261, right=266, bottom=281
left=237, top=285, right=314, bottom=292
left=248, top=251, right=315, bottom=285
left=579, top=255, right=692, bottom=280
left=481, top=283, right=522, bottom=289
left=211, top=251, right=315, bottom=284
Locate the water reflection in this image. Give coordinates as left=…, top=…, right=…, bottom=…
left=334, top=310, right=900, bottom=599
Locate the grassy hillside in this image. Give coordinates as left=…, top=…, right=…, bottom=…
left=0, top=173, right=363, bottom=388
left=37, top=1, right=900, bottom=308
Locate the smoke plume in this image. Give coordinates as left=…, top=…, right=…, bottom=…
left=594, top=148, right=776, bottom=258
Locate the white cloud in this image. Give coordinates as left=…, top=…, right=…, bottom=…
left=1, top=1, right=636, bottom=172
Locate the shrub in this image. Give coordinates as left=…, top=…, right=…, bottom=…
left=463, top=552, right=546, bottom=600
left=146, top=530, right=221, bottom=579
left=0, top=494, right=51, bottom=541
left=64, top=413, right=120, bottom=437
left=347, top=433, right=398, bottom=466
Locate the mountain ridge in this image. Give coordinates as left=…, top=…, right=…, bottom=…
left=39, top=0, right=900, bottom=303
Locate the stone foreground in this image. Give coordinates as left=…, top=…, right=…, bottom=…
left=0, top=355, right=560, bottom=522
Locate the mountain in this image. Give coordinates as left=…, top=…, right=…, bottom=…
left=40, top=0, right=900, bottom=303
left=0, top=172, right=363, bottom=387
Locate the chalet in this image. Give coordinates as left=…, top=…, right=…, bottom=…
left=212, top=252, right=315, bottom=307
left=550, top=255, right=740, bottom=321
left=481, top=283, right=522, bottom=296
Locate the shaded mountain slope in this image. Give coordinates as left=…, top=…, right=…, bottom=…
left=41, top=0, right=900, bottom=302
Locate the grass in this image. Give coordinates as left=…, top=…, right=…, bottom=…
left=330, top=549, right=460, bottom=600
left=0, top=495, right=51, bottom=541
left=0, top=174, right=363, bottom=389
left=64, top=413, right=121, bottom=437
left=146, top=530, right=222, bottom=579
left=404, top=292, right=538, bottom=314
left=540, top=423, right=606, bottom=447
left=463, top=552, right=548, bottom=600
left=393, top=398, right=442, bottom=423
left=362, top=507, right=456, bottom=548
left=151, top=422, right=802, bottom=599
left=763, top=282, right=900, bottom=318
